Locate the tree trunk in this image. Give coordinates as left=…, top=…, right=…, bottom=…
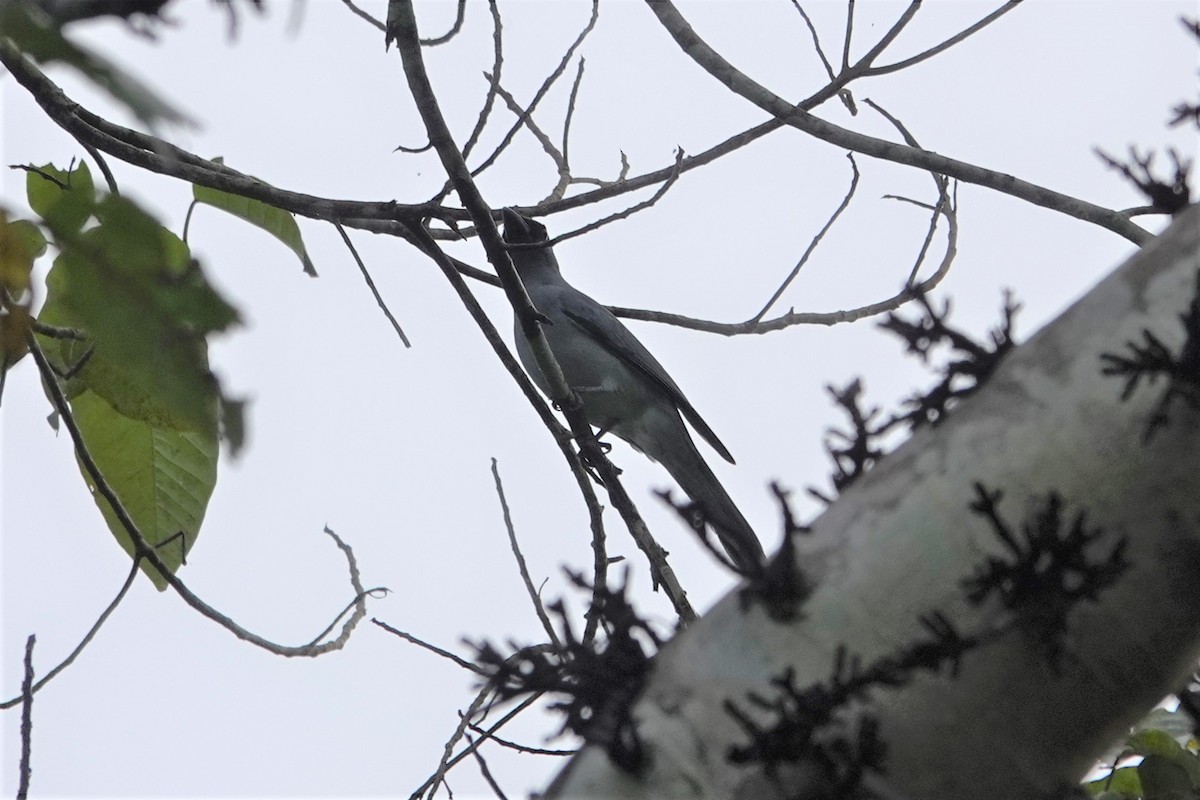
left=545, top=204, right=1200, bottom=799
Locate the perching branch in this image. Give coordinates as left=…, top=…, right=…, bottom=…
left=390, top=0, right=696, bottom=623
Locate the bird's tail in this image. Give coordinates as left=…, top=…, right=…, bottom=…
left=646, top=411, right=766, bottom=573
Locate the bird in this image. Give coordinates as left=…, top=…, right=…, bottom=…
left=501, top=208, right=765, bottom=573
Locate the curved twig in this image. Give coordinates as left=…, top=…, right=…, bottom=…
left=419, top=0, right=467, bottom=46
left=26, top=333, right=375, bottom=657
left=753, top=152, right=861, bottom=322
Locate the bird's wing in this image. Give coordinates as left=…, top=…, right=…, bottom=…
left=560, top=296, right=736, bottom=464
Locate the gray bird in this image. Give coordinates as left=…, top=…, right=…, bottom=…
left=501, top=208, right=765, bottom=572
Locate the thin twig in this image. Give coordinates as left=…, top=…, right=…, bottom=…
left=791, top=1, right=836, bottom=81
left=864, top=98, right=955, bottom=286
left=465, top=719, right=576, bottom=756
left=458, top=1, right=505, bottom=165
left=641, top=0, right=1151, bottom=245
left=340, top=0, right=385, bottom=32
left=562, top=57, right=586, bottom=170
left=415, top=684, right=496, bottom=800
left=334, top=221, right=412, bottom=347
left=26, top=333, right=373, bottom=656
left=0, top=561, right=137, bottom=709
left=544, top=148, right=687, bottom=246
left=80, top=143, right=119, bottom=194
left=840, top=0, right=855, bottom=72
left=408, top=692, right=545, bottom=800
left=868, top=1, right=1023, bottom=76
left=752, top=152, right=860, bottom=321
left=436, top=0, right=599, bottom=201
left=488, top=76, right=570, bottom=201
left=420, top=0, right=467, bottom=46
left=464, top=733, right=510, bottom=800
left=17, top=635, right=35, bottom=800
left=371, top=618, right=484, bottom=673
left=491, top=458, right=562, bottom=650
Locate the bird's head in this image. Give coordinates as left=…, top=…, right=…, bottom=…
left=501, top=208, right=550, bottom=246
left=501, top=207, right=560, bottom=276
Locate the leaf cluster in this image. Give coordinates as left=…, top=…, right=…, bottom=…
left=725, top=613, right=976, bottom=797
left=812, top=290, right=1019, bottom=503
left=963, top=483, right=1130, bottom=665
left=20, top=160, right=242, bottom=588
left=472, top=569, right=662, bottom=773
left=1100, top=270, right=1200, bottom=441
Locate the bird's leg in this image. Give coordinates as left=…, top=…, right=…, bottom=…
left=576, top=422, right=620, bottom=487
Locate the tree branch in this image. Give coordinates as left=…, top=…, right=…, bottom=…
left=643, top=0, right=1152, bottom=245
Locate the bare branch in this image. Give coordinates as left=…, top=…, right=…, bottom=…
left=488, top=75, right=571, bottom=202
left=465, top=733, right=511, bottom=800
left=464, top=719, right=577, bottom=756
left=408, top=692, right=546, bottom=800
left=420, top=0, right=466, bottom=46
left=0, top=562, right=137, bottom=710
left=491, top=458, right=562, bottom=650
left=0, top=42, right=449, bottom=227
left=433, top=0, right=599, bottom=202
left=391, top=0, right=696, bottom=622
left=371, top=619, right=484, bottom=673
left=790, top=1, right=836, bottom=82
left=17, top=635, right=35, bottom=800
left=334, top=221, right=412, bottom=348
left=545, top=148, right=687, bottom=246
left=340, top=0, right=385, bottom=32
left=458, top=1, right=505, bottom=164
left=840, top=0, right=855, bottom=72
left=415, top=683, right=497, bottom=800
left=753, top=152, right=861, bottom=322
left=642, top=0, right=1151, bottom=245
left=854, top=1, right=922, bottom=71
left=864, top=98, right=957, bottom=286
left=562, top=57, right=586, bottom=170
left=25, top=333, right=375, bottom=657
left=868, top=1, right=1024, bottom=76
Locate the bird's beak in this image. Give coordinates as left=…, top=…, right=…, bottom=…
left=501, top=207, right=529, bottom=242
left=501, top=207, right=549, bottom=245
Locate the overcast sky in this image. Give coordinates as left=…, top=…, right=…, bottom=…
left=2, top=1, right=1197, bottom=797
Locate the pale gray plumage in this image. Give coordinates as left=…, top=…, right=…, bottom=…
left=502, top=208, right=765, bottom=572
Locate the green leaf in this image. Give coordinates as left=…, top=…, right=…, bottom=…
left=1131, top=729, right=1187, bottom=759
left=1083, top=765, right=1142, bottom=797
left=25, top=161, right=95, bottom=235
left=30, top=186, right=240, bottom=583
left=69, top=390, right=217, bottom=590
left=0, top=3, right=192, bottom=129
left=38, top=194, right=240, bottom=437
left=1129, top=728, right=1200, bottom=792
left=0, top=209, right=39, bottom=367
left=192, top=158, right=317, bottom=276
left=1139, top=754, right=1195, bottom=799
left=0, top=210, right=37, bottom=293
left=8, top=218, right=48, bottom=261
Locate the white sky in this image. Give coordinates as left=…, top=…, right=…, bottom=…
left=2, top=1, right=1197, bottom=797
